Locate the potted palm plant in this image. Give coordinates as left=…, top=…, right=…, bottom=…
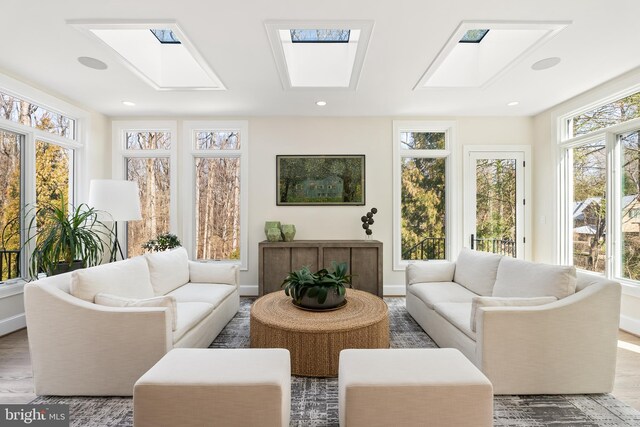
left=24, top=200, right=113, bottom=278
left=282, top=262, right=353, bottom=310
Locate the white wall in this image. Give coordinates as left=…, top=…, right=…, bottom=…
left=243, top=116, right=533, bottom=295
left=531, top=66, right=640, bottom=335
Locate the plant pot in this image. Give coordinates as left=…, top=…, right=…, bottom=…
left=297, top=287, right=346, bottom=310
left=52, top=260, right=84, bottom=276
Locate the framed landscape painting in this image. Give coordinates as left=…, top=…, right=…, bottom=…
left=277, top=155, right=365, bottom=206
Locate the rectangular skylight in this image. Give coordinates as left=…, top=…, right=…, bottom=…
left=416, top=21, right=569, bottom=89
left=69, top=21, right=225, bottom=91
left=459, top=29, right=489, bottom=43
left=290, top=29, right=350, bottom=43
left=150, top=29, right=181, bottom=44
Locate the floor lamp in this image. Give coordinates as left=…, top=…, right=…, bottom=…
left=89, top=179, right=142, bottom=262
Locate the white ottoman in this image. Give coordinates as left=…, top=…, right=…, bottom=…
left=134, top=348, right=291, bottom=427
left=339, top=348, right=493, bottom=427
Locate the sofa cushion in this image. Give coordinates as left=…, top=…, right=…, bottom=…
left=453, top=248, right=502, bottom=296
left=409, top=282, right=477, bottom=309
left=166, top=283, right=236, bottom=310
left=433, top=303, right=476, bottom=341
left=70, top=256, right=154, bottom=302
left=173, top=302, right=214, bottom=343
left=470, top=296, right=558, bottom=332
left=406, top=262, right=456, bottom=285
left=95, top=293, right=178, bottom=330
left=145, top=247, right=190, bottom=296
left=492, top=257, right=577, bottom=299
left=188, top=261, right=238, bottom=286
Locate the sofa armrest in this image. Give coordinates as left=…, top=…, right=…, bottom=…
left=476, top=281, right=621, bottom=394
left=25, top=283, right=172, bottom=396
left=405, top=261, right=456, bottom=290
left=188, top=261, right=239, bottom=288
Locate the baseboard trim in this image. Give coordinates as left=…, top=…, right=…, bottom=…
left=0, top=313, right=25, bottom=337
left=620, top=314, right=640, bottom=336
left=383, top=284, right=406, bottom=296
left=239, top=285, right=258, bottom=296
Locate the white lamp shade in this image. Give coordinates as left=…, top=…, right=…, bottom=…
left=89, top=179, right=142, bottom=221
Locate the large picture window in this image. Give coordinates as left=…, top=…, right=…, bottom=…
left=184, top=122, right=248, bottom=269
left=0, top=83, right=81, bottom=284
left=393, top=121, right=453, bottom=269
left=113, top=123, right=177, bottom=258
left=561, top=89, right=640, bottom=284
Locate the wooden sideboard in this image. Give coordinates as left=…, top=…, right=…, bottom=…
left=258, top=240, right=383, bottom=297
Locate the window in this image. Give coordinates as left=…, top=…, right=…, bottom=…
left=0, top=129, right=22, bottom=281
left=150, top=29, right=181, bottom=44
left=459, top=29, right=489, bottom=43
left=113, top=122, right=177, bottom=258
left=290, top=29, right=350, bottom=43
left=184, top=122, right=248, bottom=269
left=568, top=91, right=640, bottom=138
left=0, top=90, right=75, bottom=139
left=393, top=122, right=453, bottom=268
left=571, top=139, right=606, bottom=273
left=560, top=88, right=640, bottom=284
left=0, top=79, right=82, bottom=284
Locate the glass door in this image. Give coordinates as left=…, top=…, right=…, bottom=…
left=464, top=150, right=526, bottom=258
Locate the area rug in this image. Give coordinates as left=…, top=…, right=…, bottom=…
left=31, top=298, right=640, bottom=426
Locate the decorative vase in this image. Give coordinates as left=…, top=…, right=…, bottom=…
left=264, top=221, right=282, bottom=241
left=266, top=227, right=282, bottom=242
left=296, top=288, right=346, bottom=310
left=281, top=224, right=296, bottom=242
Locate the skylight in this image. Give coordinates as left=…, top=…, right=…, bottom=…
left=290, top=29, right=350, bottom=43
left=459, top=29, right=489, bottom=43
left=265, top=21, right=374, bottom=90
left=415, top=21, right=569, bottom=89
left=150, top=29, right=181, bottom=44
left=68, top=21, right=225, bottom=91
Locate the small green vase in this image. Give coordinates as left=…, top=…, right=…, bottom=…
left=266, top=227, right=282, bottom=242
left=264, top=221, right=282, bottom=241
left=281, top=224, right=296, bottom=242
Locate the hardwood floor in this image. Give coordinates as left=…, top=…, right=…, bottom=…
left=0, top=327, right=639, bottom=410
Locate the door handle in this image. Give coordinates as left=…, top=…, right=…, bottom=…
left=470, top=234, right=475, bottom=250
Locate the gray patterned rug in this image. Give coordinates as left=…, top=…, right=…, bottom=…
left=32, top=298, right=640, bottom=426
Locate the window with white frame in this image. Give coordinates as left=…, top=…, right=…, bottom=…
left=0, top=87, right=80, bottom=283
left=393, top=121, right=453, bottom=268
left=183, top=121, right=248, bottom=269
left=560, top=89, right=640, bottom=283
left=113, top=122, right=177, bottom=258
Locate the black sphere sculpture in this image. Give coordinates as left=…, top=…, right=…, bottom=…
left=360, top=207, right=378, bottom=238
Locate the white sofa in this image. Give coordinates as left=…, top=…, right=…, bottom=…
left=24, top=247, right=240, bottom=396
left=406, top=248, right=621, bottom=395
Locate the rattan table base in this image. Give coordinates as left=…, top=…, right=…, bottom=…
left=250, top=289, right=389, bottom=377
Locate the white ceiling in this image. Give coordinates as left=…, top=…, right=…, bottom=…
left=1, top=0, right=639, bottom=117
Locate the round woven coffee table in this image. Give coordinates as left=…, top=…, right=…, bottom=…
left=250, top=289, right=389, bottom=377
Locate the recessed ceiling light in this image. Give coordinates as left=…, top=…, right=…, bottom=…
left=531, top=57, right=561, bottom=71
left=316, top=101, right=327, bottom=106
left=77, top=56, right=108, bottom=70
left=507, top=101, right=519, bottom=106
left=122, top=101, right=136, bottom=106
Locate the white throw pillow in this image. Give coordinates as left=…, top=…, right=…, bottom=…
left=453, top=248, right=503, bottom=296
left=470, top=296, right=557, bottom=332
left=145, top=247, right=190, bottom=296
left=188, top=261, right=238, bottom=285
left=70, top=256, right=154, bottom=302
left=95, top=293, right=177, bottom=331
left=492, top=257, right=577, bottom=299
